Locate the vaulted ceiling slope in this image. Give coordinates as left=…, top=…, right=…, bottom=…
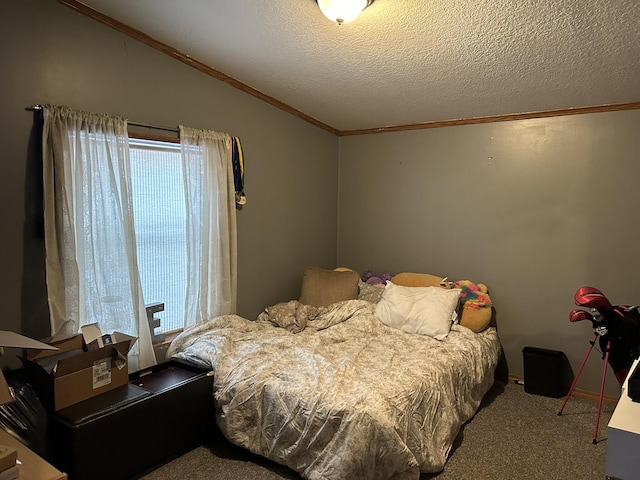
left=70, top=0, right=640, bottom=134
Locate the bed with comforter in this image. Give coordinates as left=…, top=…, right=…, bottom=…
left=167, top=295, right=501, bottom=480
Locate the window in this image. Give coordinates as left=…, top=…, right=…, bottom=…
left=42, top=106, right=237, bottom=370
left=129, top=138, right=186, bottom=337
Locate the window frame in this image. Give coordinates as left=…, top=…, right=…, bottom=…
left=128, top=131, right=185, bottom=346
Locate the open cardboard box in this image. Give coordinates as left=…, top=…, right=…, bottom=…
left=21, top=325, right=137, bottom=411
left=0, top=331, right=60, bottom=405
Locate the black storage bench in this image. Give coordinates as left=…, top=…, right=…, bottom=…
left=49, top=358, right=215, bottom=480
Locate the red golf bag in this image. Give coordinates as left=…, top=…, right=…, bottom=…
left=570, top=286, right=640, bottom=384
left=559, top=286, right=640, bottom=443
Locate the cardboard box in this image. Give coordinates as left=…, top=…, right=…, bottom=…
left=23, top=326, right=137, bottom=411
left=0, top=331, right=60, bottom=405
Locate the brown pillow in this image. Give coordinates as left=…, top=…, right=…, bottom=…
left=390, top=272, right=450, bottom=288
left=299, top=267, right=360, bottom=307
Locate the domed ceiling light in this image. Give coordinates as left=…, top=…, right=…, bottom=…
left=316, top=0, right=375, bottom=25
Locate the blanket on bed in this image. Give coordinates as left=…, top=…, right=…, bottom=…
left=167, top=299, right=501, bottom=480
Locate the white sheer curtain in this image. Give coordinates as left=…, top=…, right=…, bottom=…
left=42, top=105, right=156, bottom=371
left=179, top=126, right=237, bottom=327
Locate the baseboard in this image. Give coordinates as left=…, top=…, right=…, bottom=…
left=507, top=374, right=619, bottom=406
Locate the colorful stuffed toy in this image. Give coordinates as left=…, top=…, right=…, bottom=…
left=453, top=279, right=493, bottom=333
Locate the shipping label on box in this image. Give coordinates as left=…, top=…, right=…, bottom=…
left=92, top=358, right=112, bottom=389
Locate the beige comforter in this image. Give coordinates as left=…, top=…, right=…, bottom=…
left=167, top=299, right=501, bottom=480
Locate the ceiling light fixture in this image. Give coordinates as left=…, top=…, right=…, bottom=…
left=316, top=0, right=374, bottom=25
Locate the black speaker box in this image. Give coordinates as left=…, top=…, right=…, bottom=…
left=522, top=346, right=570, bottom=398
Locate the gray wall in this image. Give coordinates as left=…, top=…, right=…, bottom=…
left=0, top=0, right=338, bottom=345
left=338, top=111, right=640, bottom=395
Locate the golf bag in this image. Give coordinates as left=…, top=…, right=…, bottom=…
left=570, top=286, right=640, bottom=385
left=559, top=286, right=640, bottom=443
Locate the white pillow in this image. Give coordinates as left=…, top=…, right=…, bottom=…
left=375, top=282, right=461, bottom=340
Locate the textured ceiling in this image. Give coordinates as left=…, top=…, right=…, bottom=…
left=75, top=0, right=640, bottom=132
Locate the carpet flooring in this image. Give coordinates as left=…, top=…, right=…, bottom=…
left=138, top=381, right=616, bottom=480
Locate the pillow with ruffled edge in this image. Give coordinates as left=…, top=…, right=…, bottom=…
left=357, top=280, right=385, bottom=303
left=299, top=267, right=360, bottom=307
left=375, top=281, right=461, bottom=340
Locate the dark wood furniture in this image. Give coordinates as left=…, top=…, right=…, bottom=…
left=48, top=359, right=214, bottom=480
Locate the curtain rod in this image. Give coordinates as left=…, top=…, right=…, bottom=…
left=27, top=105, right=179, bottom=134
left=128, top=121, right=178, bottom=133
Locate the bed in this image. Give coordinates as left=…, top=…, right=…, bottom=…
left=166, top=270, right=501, bottom=480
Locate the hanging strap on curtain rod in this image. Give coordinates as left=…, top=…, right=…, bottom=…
left=27, top=105, right=179, bottom=133
left=232, top=137, right=246, bottom=210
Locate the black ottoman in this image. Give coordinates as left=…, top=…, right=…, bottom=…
left=49, top=359, right=215, bottom=480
